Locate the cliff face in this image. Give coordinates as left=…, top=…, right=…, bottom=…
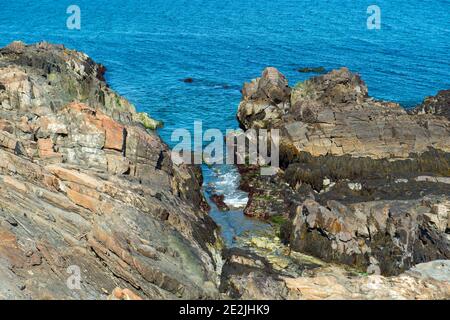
left=235, top=67, right=450, bottom=276
left=411, top=89, right=450, bottom=120
left=0, top=42, right=221, bottom=299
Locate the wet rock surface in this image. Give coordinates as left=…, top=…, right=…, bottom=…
left=234, top=66, right=450, bottom=289
left=0, top=42, right=221, bottom=299
left=210, top=194, right=230, bottom=212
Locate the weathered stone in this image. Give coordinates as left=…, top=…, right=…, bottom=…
left=236, top=67, right=450, bottom=279
left=0, top=42, right=222, bottom=300
left=109, top=287, right=143, bottom=300
left=238, top=67, right=450, bottom=159
left=412, top=89, right=450, bottom=120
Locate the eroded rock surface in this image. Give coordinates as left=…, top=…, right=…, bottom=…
left=236, top=67, right=450, bottom=278
left=0, top=42, right=221, bottom=299
left=411, top=89, right=450, bottom=120
left=220, top=248, right=450, bottom=300
left=238, top=67, right=450, bottom=158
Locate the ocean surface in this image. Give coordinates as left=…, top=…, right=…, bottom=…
left=1, top=0, right=449, bottom=245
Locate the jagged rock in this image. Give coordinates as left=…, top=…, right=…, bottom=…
left=236, top=67, right=450, bottom=277
left=108, top=287, right=143, bottom=300
left=0, top=42, right=221, bottom=300
left=238, top=67, right=291, bottom=129
left=210, top=194, right=229, bottom=211
left=411, top=89, right=450, bottom=120
left=238, top=67, right=450, bottom=159
left=220, top=249, right=450, bottom=300
left=283, top=197, right=450, bottom=276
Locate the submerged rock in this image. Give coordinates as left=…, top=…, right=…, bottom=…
left=182, top=78, right=194, bottom=83
left=297, top=66, right=326, bottom=74
left=0, top=42, right=221, bottom=299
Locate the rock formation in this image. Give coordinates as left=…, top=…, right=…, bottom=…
left=236, top=67, right=450, bottom=276
left=238, top=67, right=449, bottom=159
left=411, top=89, right=450, bottom=120
left=220, top=248, right=450, bottom=300
left=0, top=41, right=221, bottom=299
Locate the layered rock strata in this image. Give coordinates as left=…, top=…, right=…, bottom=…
left=0, top=41, right=221, bottom=299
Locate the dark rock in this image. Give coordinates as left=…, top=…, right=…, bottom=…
left=297, top=66, right=326, bottom=74
left=411, top=89, right=450, bottom=120
left=210, top=194, right=229, bottom=211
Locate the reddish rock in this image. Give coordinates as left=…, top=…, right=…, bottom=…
left=100, top=115, right=124, bottom=151
left=66, top=187, right=100, bottom=213
left=37, top=138, right=61, bottom=161
left=110, top=287, right=142, bottom=300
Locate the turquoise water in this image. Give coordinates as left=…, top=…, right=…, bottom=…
left=1, top=0, right=449, bottom=245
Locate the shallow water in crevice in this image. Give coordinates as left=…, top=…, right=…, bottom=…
left=202, top=164, right=271, bottom=247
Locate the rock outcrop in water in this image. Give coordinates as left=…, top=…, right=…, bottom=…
left=236, top=67, right=450, bottom=277
left=0, top=41, right=221, bottom=299
left=238, top=67, right=450, bottom=158
left=411, top=89, right=450, bottom=120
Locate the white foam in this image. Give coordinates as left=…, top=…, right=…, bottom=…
left=210, top=165, right=248, bottom=209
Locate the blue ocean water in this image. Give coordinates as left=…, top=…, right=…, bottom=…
left=1, top=0, right=449, bottom=245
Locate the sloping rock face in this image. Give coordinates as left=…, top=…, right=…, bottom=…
left=0, top=42, right=221, bottom=299
left=237, top=67, right=450, bottom=276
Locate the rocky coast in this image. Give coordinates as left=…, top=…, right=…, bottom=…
left=0, top=41, right=448, bottom=300
left=219, top=66, right=450, bottom=298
